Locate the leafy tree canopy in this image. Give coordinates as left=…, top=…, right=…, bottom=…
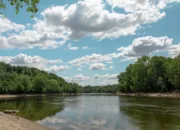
left=0, top=0, right=39, bottom=17
left=118, top=55, right=180, bottom=93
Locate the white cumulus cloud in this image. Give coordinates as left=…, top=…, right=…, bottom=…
left=117, top=36, right=173, bottom=59
left=168, top=43, right=180, bottom=57
left=89, top=63, right=106, bottom=70
left=39, top=0, right=173, bottom=40
left=69, top=53, right=113, bottom=66
left=0, top=16, right=24, bottom=33
left=74, top=74, right=90, bottom=81
left=92, top=74, right=118, bottom=80
left=45, top=65, right=71, bottom=73
left=64, top=73, right=118, bottom=86
left=0, top=53, right=63, bottom=70
left=0, top=0, right=180, bottom=49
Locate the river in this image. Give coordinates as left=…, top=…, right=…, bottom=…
left=0, top=94, right=180, bottom=130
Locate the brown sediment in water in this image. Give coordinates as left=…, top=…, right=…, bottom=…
left=0, top=112, right=52, bottom=130
left=117, top=92, right=180, bottom=98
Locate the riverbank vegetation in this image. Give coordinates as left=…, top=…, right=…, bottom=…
left=0, top=55, right=179, bottom=94
left=83, top=85, right=118, bottom=93
left=0, top=62, right=82, bottom=94
left=118, top=55, right=180, bottom=93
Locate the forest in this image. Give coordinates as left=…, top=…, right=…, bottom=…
left=0, top=62, right=82, bottom=94
left=83, top=85, right=118, bottom=93
left=0, top=55, right=179, bottom=94
left=0, top=61, right=118, bottom=94
left=118, top=55, right=180, bottom=93
left=0, top=62, right=118, bottom=94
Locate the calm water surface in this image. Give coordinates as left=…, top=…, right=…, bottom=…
left=0, top=94, right=180, bottom=130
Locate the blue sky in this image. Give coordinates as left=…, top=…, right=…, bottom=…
left=0, top=0, right=180, bottom=86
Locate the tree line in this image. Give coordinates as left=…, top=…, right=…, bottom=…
left=83, top=85, right=118, bottom=93
left=0, top=62, right=118, bottom=94
left=118, top=55, right=180, bottom=93
left=0, top=55, right=179, bottom=94
left=0, top=62, right=82, bottom=94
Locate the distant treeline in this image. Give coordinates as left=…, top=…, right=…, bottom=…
left=0, top=62, right=82, bottom=94
left=117, top=55, right=180, bottom=93
left=83, top=85, right=118, bottom=93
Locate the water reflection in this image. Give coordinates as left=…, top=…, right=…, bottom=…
left=0, top=95, right=180, bottom=130
left=0, top=96, right=64, bottom=121
left=119, top=96, right=180, bottom=130
left=38, top=95, right=138, bottom=130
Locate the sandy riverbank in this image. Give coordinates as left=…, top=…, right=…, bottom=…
left=117, top=92, right=180, bottom=98
left=0, top=93, right=82, bottom=99
left=1, top=93, right=180, bottom=99
left=0, top=94, right=47, bottom=99
left=0, top=112, right=51, bottom=130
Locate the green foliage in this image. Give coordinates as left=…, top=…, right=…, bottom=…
left=0, top=62, right=116, bottom=94
left=1, top=55, right=178, bottom=94
left=0, top=62, right=81, bottom=94
left=83, top=85, right=118, bottom=93
left=0, top=0, right=39, bottom=17
left=118, top=55, right=180, bottom=93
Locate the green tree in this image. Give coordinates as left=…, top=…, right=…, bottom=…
left=118, top=55, right=180, bottom=93
left=45, top=79, right=59, bottom=93
left=16, top=83, right=24, bottom=93
left=0, top=0, right=39, bottom=17
left=18, top=75, right=32, bottom=93
left=0, top=81, right=10, bottom=93
left=166, top=55, right=180, bottom=91
left=0, top=62, right=83, bottom=94
left=32, top=75, right=47, bottom=93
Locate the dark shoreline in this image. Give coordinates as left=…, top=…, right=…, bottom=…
left=1, top=93, right=180, bottom=99
left=117, top=92, right=180, bottom=98
left=0, top=93, right=82, bottom=99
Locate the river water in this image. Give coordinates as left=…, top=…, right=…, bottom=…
left=0, top=94, right=180, bottom=130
